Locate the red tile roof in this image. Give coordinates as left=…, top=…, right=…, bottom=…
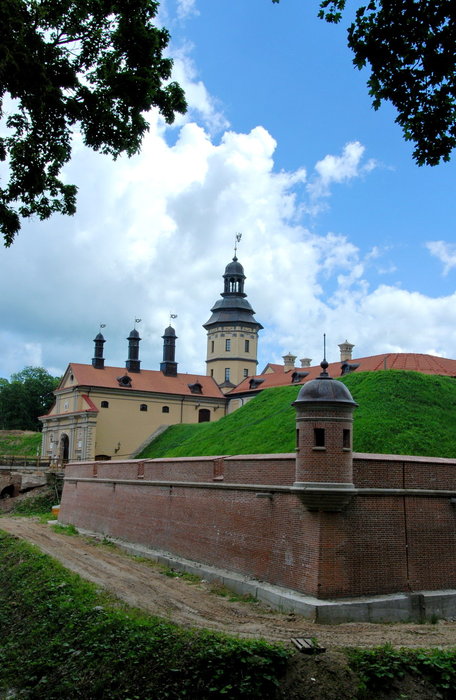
left=229, top=353, right=456, bottom=395
left=61, top=364, right=225, bottom=399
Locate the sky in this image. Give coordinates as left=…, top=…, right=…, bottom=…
left=1, top=0, right=456, bottom=381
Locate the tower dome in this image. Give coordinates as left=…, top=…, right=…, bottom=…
left=204, top=253, right=263, bottom=391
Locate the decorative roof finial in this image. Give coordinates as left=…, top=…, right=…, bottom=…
left=133, top=317, right=142, bottom=329
left=99, top=323, right=106, bottom=330
left=320, top=333, right=329, bottom=376
left=234, top=232, right=242, bottom=260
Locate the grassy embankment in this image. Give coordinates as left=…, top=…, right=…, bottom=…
left=138, top=370, right=456, bottom=459
left=0, top=527, right=289, bottom=699
left=0, top=430, right=42, bottom=456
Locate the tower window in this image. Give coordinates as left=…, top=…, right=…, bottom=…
left=343, top=429, right=351, bottom=449
left=314, top=428, right=325, bottom=447
left=224, top=368, right=231, bottom=382
left=243, top=369, right=248, bottom=378
left=140, top=404, right=147, bottom=412
left=210, top=369, right=214, bottom=377
left=244, top=339, right=249, bottom=353
left=225, top=339, right=231, bottom=351
left=211, top=340, right=214, bottom=353
left=162, top=406, right=170, bottom=414
left=101, top=401, right=109, bottom=408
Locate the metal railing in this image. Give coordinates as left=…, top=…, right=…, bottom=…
left=0, top=455, right=54, bottom=468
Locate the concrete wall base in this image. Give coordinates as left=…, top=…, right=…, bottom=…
left=76, top=527, right=456, bottom=624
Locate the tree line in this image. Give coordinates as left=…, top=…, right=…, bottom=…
left=0, top=367, right=60, bottom=432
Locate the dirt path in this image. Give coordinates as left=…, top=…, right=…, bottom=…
left=2, top=516, right=456, bottom=650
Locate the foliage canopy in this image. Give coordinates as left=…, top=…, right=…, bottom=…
left=0, top=366, right=60, bottom=431
left=273, top=0, right=456, bottom=166
left=0, top=0, right=186, bottom=245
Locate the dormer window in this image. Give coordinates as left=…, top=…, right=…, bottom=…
left=341, top=362, right=360, bottom=376
left=249, top=378, right=264, bottom=390
left=291, top=371, right=309, bottom=384
left=188, top=382, right=203, bottom=394
left=117, top=375, right=132, bottom=387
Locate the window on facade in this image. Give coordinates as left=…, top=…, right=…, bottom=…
left=225, top=338, right=231, bottom=351
left=244, top=339, right=249, bottom=353
left=343, top=429, right=351, bottom=449
left=211, top=340, right=214, bottom=353
left=162, top=406, right=170, bottom=413
left=243, top=368, right=248, bottom=378
left=101, top=401, right=109, bottom=408
left=140, top=404, right=148, bottom=412
left=210, top=369, right=214, bottom=377
left=314, top=428, right=325, bottom=447
left=225, top=368, right=230, bottom=382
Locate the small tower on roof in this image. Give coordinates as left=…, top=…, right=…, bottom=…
left=204, top=235, right=263, bottom=392
left=160, top=323, right=178, bottom=377
left=126, top=327, right=141, bottom=373
left=92, top=331, right=106, bottom=369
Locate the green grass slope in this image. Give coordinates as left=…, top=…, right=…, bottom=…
left=137, top=371, right=456, bottom=460
left=0, top=430, right=42, bottom=456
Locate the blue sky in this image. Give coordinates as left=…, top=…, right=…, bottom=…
left=1, top=0, right=455, bottom=380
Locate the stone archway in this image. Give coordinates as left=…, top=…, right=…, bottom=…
left=59, top=434, right=69, bottom=463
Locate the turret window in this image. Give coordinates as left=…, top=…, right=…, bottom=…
left=314, top=428, right=325, bottom=447
left=225, top=368, right=231, bottom=382
left=244, top=339, right=249, bottom=353
left=225, top=339, right=231, bottom=351
left=343, top=429, right=351, bottom=449
left=243, top=369, right=248, bottom=378
left=211, top=341, right=214, bottom=353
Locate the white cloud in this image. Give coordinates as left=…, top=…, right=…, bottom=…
left=306, top=141, right=377, bottom=212
left=426, top=241, right=456, bottom=275
left=175, top=0, right=198, bottom=20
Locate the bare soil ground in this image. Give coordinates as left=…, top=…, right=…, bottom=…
left=2, top=516, right=456, bottom=653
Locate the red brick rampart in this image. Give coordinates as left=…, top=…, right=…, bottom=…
left=59, top=452, right=456, bottom=599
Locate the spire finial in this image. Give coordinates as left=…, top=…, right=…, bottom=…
left=99, top=323, right=106, bottom=330
left=133, top=317, right=142, bottom=329
left=320, top=333, right=329, bottom=376
left=234, top=232, right=242, bottom=260
left=170, top=313, right=177, bottom=324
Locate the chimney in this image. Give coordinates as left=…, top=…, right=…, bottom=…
left=160, top=326, right=178, bottom=377
left=338, top=340, right=354, bottom=362
left=300, top=357, right=312, bottom=368
left=283, top=353, right=297, bottom=373
left=92, top=333, right=105, bottom=369
left=126, top=329, right=141, bottom=373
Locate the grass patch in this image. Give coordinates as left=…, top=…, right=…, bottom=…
left=348, top=644, right=456, bottom=697
left=137, top=371, right=456, bottom=459
left=0, top=430, right=42, bottom=456
left=0, top=531, right=290, bottom=699
left=6, top=491, right=54, bottom=517
left=50, top=523, right=78, bottom=536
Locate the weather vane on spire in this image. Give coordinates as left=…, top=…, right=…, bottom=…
left=170, top=313, right=177, bottom=322
left=134, top=318, right=142, bottom=329
left=234, top=232, right=242, bottom=259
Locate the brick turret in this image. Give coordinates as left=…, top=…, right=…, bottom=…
left=293, top=359, right=358, bottom=511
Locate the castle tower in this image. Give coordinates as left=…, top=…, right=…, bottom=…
left=293, top=359, right=358, bottom=511
left=126, top=328, right=141, bottom=373
left=92, top=332, right=105, bottom=369
left=160, top=325, right=178, bottom=377
left=204, top=255, right=263, bottom=392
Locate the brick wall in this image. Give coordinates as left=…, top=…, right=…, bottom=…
left=59, top=452, right=456, bottom=599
